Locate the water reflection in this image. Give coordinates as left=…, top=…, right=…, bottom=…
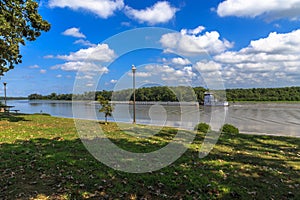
left=5, top=100, right=300, bottom=137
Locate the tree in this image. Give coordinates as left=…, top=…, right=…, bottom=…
left=28, top=93, right=43, bottom=100
left=98, top=95, right=114, bottom=124
left=0, top=0, right=51, bottom=75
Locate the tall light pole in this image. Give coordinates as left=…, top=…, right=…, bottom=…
left=132, top=65, right=136, bottom=124
left=3, top=82, right=7, bottom=106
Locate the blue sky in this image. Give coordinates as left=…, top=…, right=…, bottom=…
left=2, top=0, right=300, bottom=96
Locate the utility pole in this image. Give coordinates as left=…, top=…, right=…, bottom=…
left=132, top=65, right=136, bottom=124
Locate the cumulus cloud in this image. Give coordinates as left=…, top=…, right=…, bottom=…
left=214, top=29, right=300, bottom=86
left=136, top=64, right=197, bottom=84
left=51, top=61, right=108, bottom=73
left=56, top=74, right=62, bottom=78
left=135, top=72, right=152, bottom=77
left=125, top=1, right=178, bottom=24
left=160, top=27, right=233, bottom=56
left=62, top=27, right=86, bottom=38
left=52, top=43, right=115, bottom=74
left=57, top=44, right=116, bottom=62
left=110, top=79, right=118, bottom=84
left=215, top=30, right=300, bottom=64
left=74, top=39, right=96, bottom=47
left=171, top=57, right=191, bottom=66
left=49, top=0, right=124, bottom=18
left=76, top=73, right=96, bottom=80
left=51, top=61, right=109, bottom=72
left=128, top=71, right=152, bottom=77
left=217, top=0, right=300, bottom=20
left=194, top=61, right=222, bottom=72
left=181, top=26, right=206, bottom=35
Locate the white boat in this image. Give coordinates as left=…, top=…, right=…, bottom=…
left=203, top=92, right=229, bottom=106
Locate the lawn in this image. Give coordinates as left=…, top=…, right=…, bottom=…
left=0, top=114, right=299, bottom=199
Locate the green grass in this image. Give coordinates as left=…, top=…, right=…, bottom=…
left=0, top=113, right=299, bottom=199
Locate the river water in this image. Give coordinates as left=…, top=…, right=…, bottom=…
left=5, top=100, right=300, bottom=137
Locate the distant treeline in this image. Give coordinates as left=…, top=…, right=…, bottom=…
left=226, top=87, right=300, bottom=101
left=28, top=86, right=300, bottom=102
left=0, top=97, right=27, bottom=100
left=28, top=86, right=207, bottom=103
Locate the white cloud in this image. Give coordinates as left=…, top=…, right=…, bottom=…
left=145, top=65, right=175, bottom=73
left=62, top=27, right=86, bottom=38
left=77, top=74, right=95, bottom=80
left=57, top=44, right=116, bottom=62
left=215, top=29, right=300, bottom=64
left=160, top=27, right=233, bottom=56
left=181, top=26, right=206, bottom=35
left=86, top=83, right=94, bottom=87
left=136, top=72, right=152, bottom=77
left=56, top=74, right=62, bottom=78
left=128, top=71, right=152, bottom=77
left=52, top=61, right=109, bottom=72
left=125, top=1, right=178, bottom=25
left=44, top=55, right=54, bottom=59
left=141, top=64, right=196, bottom=84
left=49, top=0, right=124, bottom=18
left=74, top=39, right=96, bottom=47
left=214, top=29, right=300, bottom=86
left=40, top=69, right=47, bottom=74
left=110, top=79, right=118, bottom=84
left=29, top=65, right=40, bottom=69
left=194, top=61, right=222, bottom=72
left=217, top=0, right=300, bottom=20
left=52, top=43, right=114, bottom=74
left=171, top=57, right=191, bottom=65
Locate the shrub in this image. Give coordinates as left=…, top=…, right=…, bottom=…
left=195, top=123, right=210, bottom=133
left=221, top=124, right=239, bottom=134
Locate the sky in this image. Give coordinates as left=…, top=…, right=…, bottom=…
left=2, top=0, right=300, bottom=96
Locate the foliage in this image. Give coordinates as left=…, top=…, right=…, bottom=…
left=226, top=87, right=300, bottom=101
left=28, top=93, right=72, bottom=100
left=194, top=122, right=210, bottom=133
left=29, top=87, right=206, bottom=102
left=221, top=124, right=239, bottom=134
left=28, top=86, right=300, bottom=102
left=0, top=0, right=51, bottom=75
left=0, top=114, right=299, bottom=199
left=98, top=95, right=114, bottom=123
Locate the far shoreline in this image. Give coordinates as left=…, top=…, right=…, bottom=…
left=7, top=98, right=300, bottom=104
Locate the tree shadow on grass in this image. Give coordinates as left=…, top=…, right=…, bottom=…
left=0, top=132, right=299, bottom=199
left=0, top=113, right=30, bottom=122
left=192, top=132, right=300, bottom=199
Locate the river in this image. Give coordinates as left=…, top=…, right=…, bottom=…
left=4, top=100, right=300, bottom=137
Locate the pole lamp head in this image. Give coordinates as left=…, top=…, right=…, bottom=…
left=131, top=65, right=136, bottom=73
left=3, top=82, right=7, bottom=86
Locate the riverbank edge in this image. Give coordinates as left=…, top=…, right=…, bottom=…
left=2, top=112, right=300, bottom=138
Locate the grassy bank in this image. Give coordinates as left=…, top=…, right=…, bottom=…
left=0, top=114, right=299, bottom=199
